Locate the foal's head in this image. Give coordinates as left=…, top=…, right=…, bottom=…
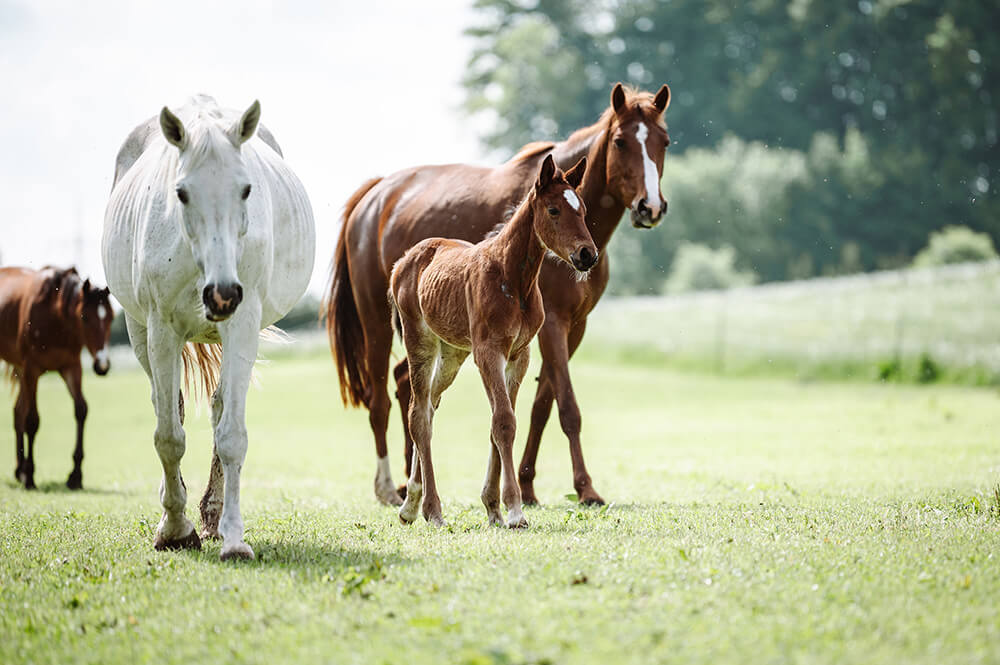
left=78, top=280, right=114, bottom=376
left=604, top=83, right=671, bottom=228
left=532, top=155, right=597, bottom=272
left=160, top=100, right=261, bottom=322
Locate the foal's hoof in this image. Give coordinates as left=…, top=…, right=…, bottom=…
left=578, top=488, right=605, bottom=506
left=426, top=515, right=445, bottom=528
left=153, top=529, right=202, bottom=551
left=507, top=514, right=529, bottom=529
left=376, top=484, right=404, bottom=507
left=519, top=484, right=539, bottom=506
left=398, top=506, right=417, bottom=525
left=220, top=542, right=255, bottom=561
left=66, top=471, right=83, bottom=491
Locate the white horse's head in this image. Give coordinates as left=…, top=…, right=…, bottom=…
left=160, top=100, right=260, bottom=322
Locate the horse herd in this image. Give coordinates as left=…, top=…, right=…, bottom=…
left=0, top=82, right=671, bottom=560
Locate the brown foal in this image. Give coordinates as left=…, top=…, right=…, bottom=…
left=390, top=156, right=595, bottom=527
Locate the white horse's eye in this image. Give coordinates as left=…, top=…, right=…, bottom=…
left=176, top=187, right=189, bottom=204
left=241, top=184, right=252, bottom=200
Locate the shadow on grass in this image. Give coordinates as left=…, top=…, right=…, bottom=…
left=2, top=478, right=131, bottom=496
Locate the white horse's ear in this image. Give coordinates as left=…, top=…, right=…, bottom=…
left=160, top=106, right=187, bottom=150
left=230, top=100, right=261, bottom=147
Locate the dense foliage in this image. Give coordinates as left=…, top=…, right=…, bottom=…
left=463, top=0, right=998, bottom=290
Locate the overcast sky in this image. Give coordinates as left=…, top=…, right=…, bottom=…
left=0, top=0, right=483, bottom=294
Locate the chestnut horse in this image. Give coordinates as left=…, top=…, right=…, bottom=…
left=0, top=266, right=114, bottom=490
left=325, top=83, right=671, bottom=506
left=391, top=155, right=594, bottom=527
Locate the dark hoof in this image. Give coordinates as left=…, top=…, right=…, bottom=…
left=578, top=492, right=605, bottom=506
left=521, top=495, right=540, bottom=507
left=153, top=530, right=202, bottom=551
left=396, top=484, right=408, bottom=500
left=66, top=471, right=83, bottom=490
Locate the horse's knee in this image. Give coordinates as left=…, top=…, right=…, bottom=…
left=153, top=425, right=185, bottom=463
left=75, top=398, right=88, bottom=423
left=24, top=408, right=39, bottom=438
left=557, top=401, right=581, bottom=436
left=491, top=410, right=516, bottom=447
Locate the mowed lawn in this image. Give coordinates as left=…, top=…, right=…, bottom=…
left=1, top=346, right=999, bottom=664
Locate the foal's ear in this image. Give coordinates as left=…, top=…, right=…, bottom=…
left=653, top=84, right=671, bottom=114
left=82, top=278, right=91, bottom=294
left=229, top=100, right=261, bottom=147
left=536, top=154, right=555, bottom=191
left=565, top=157, right=587, bottom=189
left=160, top=106, right=187, bottom=150
left=611, top=83, right=627, bottom=114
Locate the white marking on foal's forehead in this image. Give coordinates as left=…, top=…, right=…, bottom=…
left=636, top=122, right=649, bottom=143
left=563, top=189, right=581, bottom=211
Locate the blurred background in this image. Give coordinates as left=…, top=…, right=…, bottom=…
left=1, top=0, right=997, bottom=383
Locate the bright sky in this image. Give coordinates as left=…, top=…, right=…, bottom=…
left=0, top=0, right=483, bottom=294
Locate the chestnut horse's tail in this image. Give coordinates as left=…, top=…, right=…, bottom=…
left=322, top=176, right=383, bottom=408
left=181, top=342, right=223, bottom=401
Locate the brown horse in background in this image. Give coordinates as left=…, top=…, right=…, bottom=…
left=0, top=266, right=114, bottom=489
left=391, top=155, right=594, bottom=527
left=325, top=83, right=671, bottom=506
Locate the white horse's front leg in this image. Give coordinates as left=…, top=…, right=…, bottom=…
left=147, top=323, right=200, bottom=550
left=214, top=299, right=261, bottom=561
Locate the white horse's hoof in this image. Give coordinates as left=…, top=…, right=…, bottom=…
left=220, top=541, right=254, bottom=561
left=154, top=517, right=201, bottom=551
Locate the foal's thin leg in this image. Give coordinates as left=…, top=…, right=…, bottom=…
left=392, top=359, right=415, bottom=497
left=147, top=325, right=200, bottom=550
left=475, top=347, right=527, bottom=528
left=59, top=363, right=87, bottom=490
left=214, top=302, right=261, bottom=561
left=399, top=328, right=443, bottom=525
left=13, top=367, right=40, bottom=489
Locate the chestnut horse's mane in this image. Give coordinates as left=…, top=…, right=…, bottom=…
left=38, top=266, right=83, bottom=317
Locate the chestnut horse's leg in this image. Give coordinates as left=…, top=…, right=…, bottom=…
left=475, top=346, right=528, bottom=529
left=59, top=363, right=87, bottom=490
left=198, top=390, right=225, bottom=540
left=366, top=318, right=403, bottom=507
left=13, top=366, right=40, bottom=489
left=518, top=377, right=554, bottom=506
left=520, top=318, right=604, bottom=505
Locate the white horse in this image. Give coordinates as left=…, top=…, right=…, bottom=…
left=102, top=95, right=315, bottom=560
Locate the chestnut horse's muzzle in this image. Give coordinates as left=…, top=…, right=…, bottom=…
left=93, top=349, right=110, bottom=376
left=571, top=246, right=599, bottom=272
left=203, top=282, right=244, bottom=321
left=631, top=197, right=666, bottom=229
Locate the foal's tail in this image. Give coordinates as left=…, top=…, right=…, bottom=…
left=321, top=176, right=383, bottom=408
left=181, top=343, right=223, bottom=401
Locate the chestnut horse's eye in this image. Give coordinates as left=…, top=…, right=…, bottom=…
left=241, top=184, right=252, bottom=200
left=176, top=187, right=189, bottom=205
left=547, top=206, right=560, bottom=217
left=613, top=136, right=626, bottom=148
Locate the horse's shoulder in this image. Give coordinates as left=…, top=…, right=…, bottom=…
left=113, top=116, right=160, bottom=187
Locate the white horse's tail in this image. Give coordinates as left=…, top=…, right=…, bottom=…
left=180, top=326, right=286, bottom=400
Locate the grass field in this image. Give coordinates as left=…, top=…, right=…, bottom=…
left=589, top=261, right=1000, bottom=384
left=2, top=346, right=1000, bottom=664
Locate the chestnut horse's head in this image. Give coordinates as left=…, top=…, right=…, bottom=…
left=531, top=155, right=597, bottom=272
left=604, top=82, right=671, bottom=229
left=160, top=100, right=260, bottom=322
left=77, top=279, right=114, bottom=376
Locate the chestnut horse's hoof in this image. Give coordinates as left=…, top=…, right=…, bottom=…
left=220, top=541, right=254, bottom=561
left=66, top=470, right=83, bottom=490
left=153, top=529, right=202, bottom=551
left=578, top=490, right=605, bottom=506
left=376, top=482, right=404, bottom=507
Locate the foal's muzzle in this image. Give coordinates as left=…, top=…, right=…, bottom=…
left=203, top=282, right=244, bottom=321
left=631, top=197, right=666, bottom=229
left=571, top=246, right=599, bottom=272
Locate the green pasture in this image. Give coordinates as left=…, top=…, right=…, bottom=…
left=1, top=344, right=999, bottom=664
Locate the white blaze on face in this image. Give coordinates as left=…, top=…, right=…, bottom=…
left=563, top=189, right=581, bottom=211
left=636, top=123, right=662, bottom=212
left=95, top=346, right=110, bottom=372
left=97, top=304, right=107, bottom=320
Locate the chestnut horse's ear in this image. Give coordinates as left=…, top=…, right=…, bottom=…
left=611, top=83, right=627, bottom=114
left=82, top=278, right=91, bottom=294
left=565, top=157, right=587, bottom=189
left=159, top=106, right=187, bottom=150
left=653, top=84, right=671, bottom=114
left=536, top=154, right=555, bottom=191
left=229, top=100, right=261, bottom=147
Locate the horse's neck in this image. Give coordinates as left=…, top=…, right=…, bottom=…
left=551, top=122, right=604, bottom=171
left=578, top=135, right=625, bottom=251
left=492, top=199, right=546, bottom=305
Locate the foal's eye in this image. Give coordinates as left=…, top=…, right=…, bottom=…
left=241, top=184, right=252, bottom=200
left=547, top=206, right=560, bottom=217
left=176, top=187, right=189, bottom=205
left=613, top=137, right=626, bottom=148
